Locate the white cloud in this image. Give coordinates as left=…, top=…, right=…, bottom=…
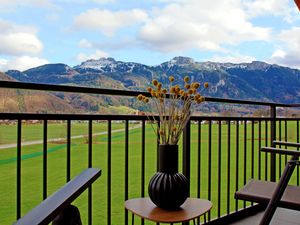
left=0, top=0, right=57, bottom=9
left=0, top=59, right=8, bottom=70
left=269, top=27, right=300, bottom=69
left=138, top=0, right=270, bottom=52
left=0, top=19, right=37, bottom=33
left=73, top=8, right=148, bottom=36
left=92, top=0, right=115, bottom=4
left=0, top=56, right=49, bottom=72
left=0, top=33, right=43, bottom=56
left=78, top=39, right=93, bottom=48
left=0, top=19, right=48, bottom=73
left=0, top=19, right=43, bottom=56
left=278, top=27, right=300, bottom=51
left=76, top=50, right=109, bottom=62
left=270, top=50, right=300, bottom=69
left=271, top=49, right=286, bottom=59
left=56, top=0, right=115, bottom=4
left=208, top=54, right=256, bottom=64
left=243, top=0, right=296, bottom=22
left=156, top=0, right=185, bottom=2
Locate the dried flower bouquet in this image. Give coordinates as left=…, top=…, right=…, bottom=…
left=137, top=75, right=208, bottom=145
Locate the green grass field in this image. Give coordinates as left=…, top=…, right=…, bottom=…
left=0, top=121, right=299, bottom=224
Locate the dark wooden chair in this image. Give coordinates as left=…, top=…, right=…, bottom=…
left=235, top=141, right=300, bottom=225
left=14, top=168, right=101, bottom=225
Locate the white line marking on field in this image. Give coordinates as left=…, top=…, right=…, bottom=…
left=0, top=125, right=141, bottom=150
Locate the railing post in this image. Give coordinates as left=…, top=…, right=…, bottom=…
left=270, top=105, right=277, bottom=181
left=182, top=120, right=191, bottom=225
left=183, top=119, right=191, bottom=196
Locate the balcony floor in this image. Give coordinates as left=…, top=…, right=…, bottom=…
left=229, top=208, right=300, bottom=225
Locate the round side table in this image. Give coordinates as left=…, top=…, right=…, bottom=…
left=125, top=197, right=212, bottom=224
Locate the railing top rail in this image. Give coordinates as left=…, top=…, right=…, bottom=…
left=0, top=80, right=298, bottom=108
left=0, top=112, right=300, bottom=121
left=0, top=113, right=151, bottom=120
left=204, top=96, right=299, bottom=107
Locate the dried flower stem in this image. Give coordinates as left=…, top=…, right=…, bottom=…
left=137, top=76, right=208, bottom=145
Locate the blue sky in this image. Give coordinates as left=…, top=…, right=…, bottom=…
left=0, top=0, right=300, bottom=71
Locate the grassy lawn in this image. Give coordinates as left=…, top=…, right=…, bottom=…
left=0, top=121, right=299, bottom=224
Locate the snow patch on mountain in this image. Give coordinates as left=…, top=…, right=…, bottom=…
left=74, top=57, right=116, bottom=71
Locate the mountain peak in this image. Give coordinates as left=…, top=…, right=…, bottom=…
left=161, top=56, right=196, bottom=69
left=86, top=57, right=116, bottom=63
left=23, top=63, right=73, bottom=74
left=247, top=61, right=271, bottom=70
left=170, top=56, right=195, bottom=65
left=74, top=57, right=118, bottom=71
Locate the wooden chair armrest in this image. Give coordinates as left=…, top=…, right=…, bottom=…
left=14, top=168, right=101, bottom=225
left=261, top=147, right=300, bottom=157
left=273, top=141, right=300, bottom=148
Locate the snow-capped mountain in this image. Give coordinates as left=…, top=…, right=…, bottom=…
left=4, top=57, right=300, bottom=104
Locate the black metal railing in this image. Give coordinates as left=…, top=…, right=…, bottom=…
left=0, top=80, right=299, bottom=225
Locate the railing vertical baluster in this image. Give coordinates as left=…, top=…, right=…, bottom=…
left=88, top=120, right=92, bottom=167
left=258, top=120, right=261, bottom=180
left=157, top=120, right=160, bottom=171
left=279, top=120, right=282, bottom=142
left=279, top=120, right=282, bottom=179
left=67, top=120, right=71, bottom=182
left=243, top=120, right=247, bottom=208
left=235, top=119, right=239, bottom=212
left=43, top=119, right=48, bottom=200
left=125, top=120, right=129, bottom=225
left=227, top=120, right=231, bottom=215
left=141, top=120, right=145, bottom=197
left=17, top=119, right=22, bottom=220
left=265, top=120, right=268, bottom=181
left=251, top=120, right=254, bottom=180
left=197, top=120, right=201, bottom=199
left=182, top=119, right=190, bottom=225
left=265, top=120, right=268, bottom=144
left=197, top=120, right=202, bottom=225
left=251, top=120, right=254, bottom=206
left=270, top=106, right=276, bottom=182
left=208, top=120, right=212, bottom=221
left=107, top=120, right=112, bottom=225
left=285, top=120, right=288, bottom=164
left=141, top=120, right=145, bottom=225
left=183, top=120, right=191, bottom=196
left=88, top=120, right=92, bottom=225
left=297, top=120, right=299, bottom=186
left=217, top=120, right=221, bottom=218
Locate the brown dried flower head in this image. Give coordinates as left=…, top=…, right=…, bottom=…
left=152, top=79, right=158, bottom=86
left=184, top=76, right=190, bottom=83
left=137, top=76, right=209, bottom=145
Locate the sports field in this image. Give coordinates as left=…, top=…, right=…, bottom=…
left=0, top=121, right=298, bottom=224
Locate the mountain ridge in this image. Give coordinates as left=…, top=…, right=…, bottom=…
left=2, top=57, right=300, bottom=114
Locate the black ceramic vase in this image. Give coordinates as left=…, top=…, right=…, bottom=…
left=148, top=144, right=189, bottom=210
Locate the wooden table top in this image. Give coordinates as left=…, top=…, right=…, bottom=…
left=125, top=197, right=212, bottom=223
